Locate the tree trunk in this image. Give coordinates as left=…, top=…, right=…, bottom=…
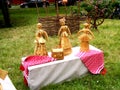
left=1, top=0, right=11, bottom=27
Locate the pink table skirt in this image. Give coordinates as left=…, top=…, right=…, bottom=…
left=20, top=55, right=55, bottom=76
left=76, top=49, right=104, bottom=74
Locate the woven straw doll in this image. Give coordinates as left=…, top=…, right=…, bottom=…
left=78, top=23, right=94, bottom=52
left=34, top=23, right=48, bottom=56
left=0, top=83, right=3, bottom=90
left=58, top=17, right=72, bottom=55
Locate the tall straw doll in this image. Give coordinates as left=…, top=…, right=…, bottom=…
left=34, top=23, right=48, bottom=56
left=58, top=17, right=72, bottom=55
left=78, top=23, right=94, bottom=52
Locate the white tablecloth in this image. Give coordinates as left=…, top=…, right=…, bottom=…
left=21, top=45, right=104, bottom=90
left=0, top=75, right=16, bottom=90
left=28, top=57, right=88, bottom=90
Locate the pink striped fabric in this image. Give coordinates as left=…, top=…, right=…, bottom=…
left=22, top=55, right=55, bottom=75
left=76, top=50, right=104, bottom=74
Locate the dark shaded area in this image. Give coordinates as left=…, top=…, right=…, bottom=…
left=20, top=0, right=50, bottom=8
left=55, top=0, right=77, bottom=7
left=110, top=3, right=120, bottom=19
left=0, top=0, right=11, bottom=28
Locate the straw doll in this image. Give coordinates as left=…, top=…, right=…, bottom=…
left=58, top=17, right=72, bottom=55
left=34, top=23, right=48, bottom=56
left=78, top=23, right=94, bottom=52
left=0, top=83, right=3, bottom=90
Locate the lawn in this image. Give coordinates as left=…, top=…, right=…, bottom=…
left=0, top=6, right=120, bottom=90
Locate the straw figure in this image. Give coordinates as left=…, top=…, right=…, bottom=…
left=0, top=83, right=3, bottom=90
left=58, top=17, right=72, bottom=55
left=78, top=23, right=94, bottom=52
left=34, top=23, right=48, bottom=56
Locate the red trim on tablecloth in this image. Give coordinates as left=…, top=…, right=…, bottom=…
left=20, top=64, right=25, bottom=71
left=24, top=76, right=28, bottom=86
left=100, top=68, right=107, bottom=75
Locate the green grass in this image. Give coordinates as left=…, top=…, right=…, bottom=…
left=0, top=6, right=120, bottom=90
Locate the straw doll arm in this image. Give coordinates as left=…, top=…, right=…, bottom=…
left=58, top=27, right=62, bottom=37
left=78, top=30, right=83, bottom=35
left=43, top=31, right=48, bottom=41
left=35, top=32, right=40, bottom=42
left=66, top=26, right=71, bottom=36
left=88, top=30, right=95, bottom=39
